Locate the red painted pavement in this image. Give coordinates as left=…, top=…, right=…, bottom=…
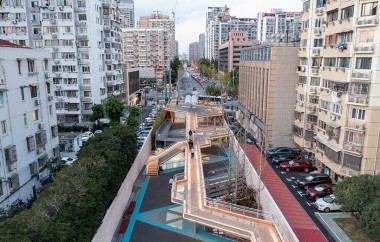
left=245, top=145, right=327, bottom=242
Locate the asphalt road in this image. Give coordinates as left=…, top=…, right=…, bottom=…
left=266, top=157, right=337, bottom=242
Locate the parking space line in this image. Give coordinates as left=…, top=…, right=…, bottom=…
left=306, top=202, right=315, bottom=207
left=291, top=185, right=298, bottom=189
left=297, top=191, right=306, bottom=197
left=286, top=178, right=293, bottom=182
left=280, top=171, right=286, bottom=174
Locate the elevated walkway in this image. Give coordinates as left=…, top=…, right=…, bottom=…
left=146, top=140, right=187, bottom=176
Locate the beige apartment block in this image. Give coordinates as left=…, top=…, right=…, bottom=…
left=238, top=42, right=299, bottom=149
left=296, top=0, right=380, bottom=181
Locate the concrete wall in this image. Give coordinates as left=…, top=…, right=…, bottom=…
left=92, top=132, right=152, bottom=242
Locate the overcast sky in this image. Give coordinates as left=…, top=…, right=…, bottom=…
left=134, top=0, right=303, bottom=55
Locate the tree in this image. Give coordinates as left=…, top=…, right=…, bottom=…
left=89, top=104, right=105, bottom=123
left=205, top=86, right=222, bottom=96
left=143, top=88, right=150, bottom=106
left=104, top=97, right=124, bottom=126
left=126, top=106, right=141, bottom=128
left=360, top=198, right=380, bottom=242
left=334, top=175, right=380, bottom=216
left=170, top=56, right=182, bottom=82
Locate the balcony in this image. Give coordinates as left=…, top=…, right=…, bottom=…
left=347, top=94, right=369, bottom=106
left=343, top=143, right=363, bottom=154
left=104, top=26, right=111, bottom=32
left=308, top=86, right=319, bottom=94
left=31, top=20, right=41, bottom=26
left=356, top=16, right=379, bottom=27
left=33, top=34, right=42, bottom=40
left=104, top=37, right=112, bottom=42
left=31, top=7, right=40, bottom=12
left=102, top=1, right=111, bottom=8
left=81, top=97, right=92, bottom=102
left=105, top=59, right=112, bottom=65
left=50, top=19, right=57, bottom=25
left=351, top=70, right=371, bottom=81
left=103, top=15, right=111, bottom=20
left=74, top=7, right=86, bottom=12
left=104, top=48, right=111, bottom=54
left=353, top=44, right=375, bottom=53
left=77, top=34, right=88, bottom=40
left=79, top=59, right=90, bottom=65
left=75, top=21, right=86, bottom=26
left=311, top=67, right=320, bottom=75
left=79, top=85, right=91, bottom=90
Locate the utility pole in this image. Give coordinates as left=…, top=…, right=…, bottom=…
left=164, top=69, right=168, bottom=104
left=155, top=70, right=159, bottom=105
left=169, top=69, right=172, bottom=101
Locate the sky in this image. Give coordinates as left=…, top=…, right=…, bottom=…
left=134, top=0, right=303, bottom=55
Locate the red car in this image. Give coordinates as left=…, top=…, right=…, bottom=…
left=306, top=183, right=335, bottom=200
left=280, top=160, right=313, bottom=172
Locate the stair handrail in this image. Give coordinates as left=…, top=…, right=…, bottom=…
left=151, top=140, right=186, bottom=160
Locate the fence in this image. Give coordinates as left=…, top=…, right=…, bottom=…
left=91, top=131, right=153, bottom=242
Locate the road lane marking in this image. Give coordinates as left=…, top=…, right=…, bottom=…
left=286, top=178, right=293, bottom=182
left=297, top=191, right=306, bottom=197
left=291, top=185, right=298, bottom=189
left=306, top=202, right=315, bottom=207
left=280, top=171, right=286, bottom=174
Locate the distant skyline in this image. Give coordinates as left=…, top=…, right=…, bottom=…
left=134, top=0, right=303, bottom=55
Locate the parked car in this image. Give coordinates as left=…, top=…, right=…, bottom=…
left=296, top=173, right=332, bottom=189
left=81, top=131, right=94, bottom=142
left=306, top=183, right=335, bottom=200
left=272, top=154, right=302, bottom=166
left=265, top=147, right=294, bottom=158
left=315, top=195, right=342, bottom=212
left=280, top=160, right=313, bottom=172
left=61, top=157, right=77, bottom=165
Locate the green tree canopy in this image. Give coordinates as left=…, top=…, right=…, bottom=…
left=334, top=174, right=380, bottom=214
left=170, top=56, right=183, bottom=82
left=360, top=198, right=380, bottom=242
left=104, top=97, right=124, bottom=126
left=205, top=85, right=222, bottom=96
left=89, top=104, right=105, bottom=123
left=129, top=106, right=141, bottom=118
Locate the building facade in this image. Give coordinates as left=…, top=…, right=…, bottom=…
left=0, top=0, right=123, bottom=124
left=199, top=33, right=205, bottom=59
left=238, top=42, right=299, bottom=149
left=218, top=31, right=255, bottom=73
left=124, top=67, right=140, bottom=105
left=257, top=9, right=301, bottom=42
left=189, top=42, right=200, bottom=63
left=120, top=0, right=135, bottom=28
left=0, top=41, right=59, bottom=208
left=121, top=28, right=170, bottom=69
left=137, top=12, right=175, bottom=63
left=295, top=0, right=380, bottom=180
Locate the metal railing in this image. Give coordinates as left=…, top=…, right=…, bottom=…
left=197, top=143, right=207, bottom=206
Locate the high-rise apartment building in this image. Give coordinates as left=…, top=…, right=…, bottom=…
left=206, top=6, right=257, bottom=60
left=295, top=0, right=380, bottom=180
left=257, top=9, right=301, bottom=42
left=137, top=12, right=176, bottom=62
left=0, top=0, right=123, bottom=124
left=121, top=28, right=170, bottom=69
left=238, top=42, right=299, bottom=148
left=0, top=40, right=59, bottom=208
left=199, top=33, right=205, bottom=59
left=218, top=31, right=255, bottom=73
left=189, top=42, right=200, bottom=63
left=120, top=0, right=134, bottom=28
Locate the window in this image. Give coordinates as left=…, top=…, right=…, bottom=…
left=338, top=32, right=353, bottom=42
left=26, top=136, right=36, bottom=151
left=17, top=60, right=21, bottom=74
left=351, top=83, right=369, bottom=95
left=337, top=57, right=350, bottom=68
left=324, top=58, right=336, bottom=67
left=351, top=108, right=366, bottom=120
left=333, top=104, right=343, bottom=115
left=30, top=85, right=38, bottom=98
left=78, top=14, right=87, bottom=21
left=36, top=130, right=47, bottom=148
left=310, top=96, right=319, bottom=104
left=297, top=93, right=305, bottom=102
left=1, top=120, right=6, bottom=134
left=20, top=87, right=25, bottom=100
left=355, top=57, right=372, bottom=69
left=325, top=34, right=337, bottom=45
left=320, top=100, right=330, bottom=110
left=358, top=30, right=374, bottom=43
left=310, top=77, right=320, bottom=86
left=49, top=105, right=53, bottom=116
left=301, top=39, right=308, bottom=48
left=361, top=2, right=378, bottom=16
left=347, top=132, right=365, bottom=145
left=303, top=20, right=309, bottom=29
left=0, top=181, right=2, bottom=196
left=343, top=154, right=362, bottom=171
left=312, top=58, right=322, bottom=67
left=27, top=60, right=35, bottom=73
left=327, top=10, right=338, bottom=22
left=316, top=0, right=326, bottom=8
left=29, top=162, right=38, bottom=176
left=46, top=82, right=51, bottom=94
left=341, top=6, right=354, bottom=19
left=23, top=113, right=27, bottom=126
left=315, top=18, right=324, bottom=28
left=9, top=175, right=20, bottom=191
left=313, top=38, right=323, bottom=47
left=32, top=110, right=39, bottom=122
left=0, top=91, right=3, bottom=106
left=303, top=0, right=310, bottom=10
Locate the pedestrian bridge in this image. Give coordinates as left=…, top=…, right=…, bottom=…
left=146, top=103, right=287, bottom=242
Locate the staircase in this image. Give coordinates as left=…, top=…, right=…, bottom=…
left=146, top=141, right=187, bottom=176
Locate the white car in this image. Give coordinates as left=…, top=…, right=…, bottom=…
left=315, top=195, right=342, bottom=212
left=61, top=157, right=77, bottom=165
left=81, top=131, right=94, bottom=142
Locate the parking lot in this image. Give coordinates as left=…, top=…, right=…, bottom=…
left=266, top=157, right=337, bottom=242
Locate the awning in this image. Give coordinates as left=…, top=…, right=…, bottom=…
left=313, top=136, right=341, bottom=152
left=327, top=122, right=341, bottom=128
left=331, top=92, right=342, bottom=103
left=344, top=150, right=363, bottom=157
left=294, top=109, right=304, bottom=113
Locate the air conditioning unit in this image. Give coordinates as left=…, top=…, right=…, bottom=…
left=49, top=6, right=55, bottom=11
left=354, top=46, right=361, bottom=52
left=35, top=99, right=41, bottom=106
left=341, top=168, right=352, bottom=176
left=38, top=122, right=45, bottom=129
left=12, top=20, right=17, bottom=24
left=44, top=72, right=50, bottom=79
left=36, top=147, right=44, bottom=154
left=50, top=19, right=57, bottom=25
left=299, top=102, right=304, bottom=107
left=53, top=47, right=59, bottom=52
left=54, top=59, right=60, bottom=64
left=314, top=29, right=322, bottom=35
left=38, top=172, right=44, bottom=180
left=0, top=78, right=4, bottom=85
left=48, top=95, right=54, bottom=101
left=52, top=33, right=58, bottom=39
left=56, top=85, right=62, bottom=90
left=59, top=6, right=64, bottom=11
left=312, top=49, right=320, bottom=56
left=355, top=124, right=364, bottom=130
left=357, top=20, right=363, bottom=25
left=7, top=163, right=16, bottom=172
left=375, top=170, right=380, bottom=176
left=330, top=114, right=336, bottom=121
left=305, top=141, right=311, bottom=147
left=312, top=69, right=319, bottom=75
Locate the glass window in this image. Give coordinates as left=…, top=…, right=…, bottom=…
left=313, top=38, right=323, bottom=47
left=327, top=10, right=338, bottom=22
left=361, top=2, right=378, bottom=16
left=33, top=110, right=39, bottom=122
left=333, top=104, right=343, bottom=115
left=0, top=91, right=3, bottom=106
left=316, top=0, right=326, bottom=8
left=351, top=108, right=366, bottom=120
left=341, top=6, right=354, bottom=19
left=358, top=30, right=374, bottom=43
left=1, top=120, right=6, bottom=134
left=303, top=0, right=310, bottom=10
left=78, top=14, right=87, bottom=21
left=320, top=100, right=330, bottom=110
left=355, top=57, right=372, bottom=69
left=27, top=60, right=35, bottom=73
left=337, top=57, right=351, bottom=68
left=23, top=113, right=27, bottom=126
left=30, top=86, right=38, bottom=98
left=324, top=58, right=336, bottom=67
